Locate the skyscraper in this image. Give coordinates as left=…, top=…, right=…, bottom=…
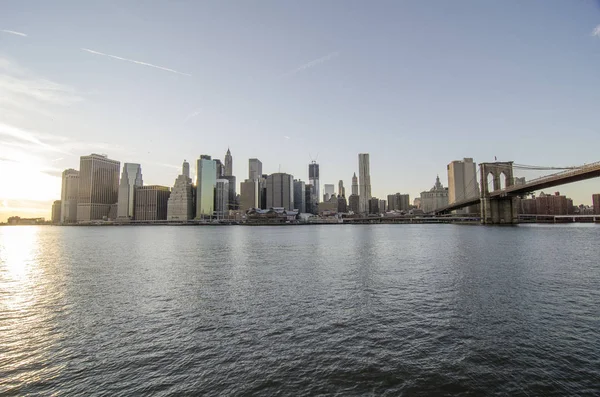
left=338, top=180, right=345, bottom=197
left=309, top=161, right=319, bottom=206
left=266, top=173, right=294, bottom=210
left=222, top=175, right=237, bottom=210
left=134, top=185, right=171, bottom=221
left=214, top=159, right=224, bottom=179
left=60, top=168, right=79, bottom=224
left=196, top=155, right=217, bottom=218
left=167, top=160, right=194, bottom=221
left=240, top=179, right=260, bottom=210
left=348, top=194, right=360, bottom=213
left=358, top=153, right=372, bottom=213
left=323, top=184, right=335, bottom=201
left=249, top=158, right=262, bottom=181
left=293, top=180, right=306, bottom=213
left=77, top=154, right=120, bottom=222
left=593, top=194, right=600, bottom=215
left=304, top=184, right=314, bottom=214
left=447, top=158, right=480, bottom=214
left=51, top=200, right=61, bottom=224
left=351, top=172, right=358, bottom=196
left=117, top=163, right=143, bottom=219
left=224, top=148, right=233, bottom=176
left=214, top=179, right=229, bottom=219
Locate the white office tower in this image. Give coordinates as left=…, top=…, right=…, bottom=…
left=215, top=179, right=230, bottom=219
left=358, top=153, right=372, bottom=213
left=117, top=163, right=143, bottom=219
left=167, top=160, right=194, bottom=221
left=249, top=158, right=262, bottom=181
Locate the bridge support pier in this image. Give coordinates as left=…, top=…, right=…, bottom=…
left=480, top=197, right=519, bottom=224
left=479, top=162, right=519, bottom=225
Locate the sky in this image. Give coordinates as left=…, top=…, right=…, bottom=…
left=1, top=0, right=600, bottom=221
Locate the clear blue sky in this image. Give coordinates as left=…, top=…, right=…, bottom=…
left=1, top=1, right=600, bottom=220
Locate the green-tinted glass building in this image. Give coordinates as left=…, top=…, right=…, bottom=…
left=196, top=155, right=216, bottom=218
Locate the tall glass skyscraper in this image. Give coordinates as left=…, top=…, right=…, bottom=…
left=117, top=163, right=143, bottom=219
left=309, top=161, right=319, bottom=207
left=196, top=155, right=217, bottom=218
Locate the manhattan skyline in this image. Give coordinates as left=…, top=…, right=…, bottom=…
left=2, top=1, right=600, bottom=221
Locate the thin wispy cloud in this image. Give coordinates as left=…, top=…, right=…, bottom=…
left=284, top=135, right=291, bottom=140
left=592, top=25, right=600, bottom=37
left=280, top=51, right=340, bottom=78
left=1, top=29, right=27, bottom=37
left=183, top=108, right=202, bottom=123
left=0, top=57, right=83, bottom=107
left=81, top=48, right=192, bottom=76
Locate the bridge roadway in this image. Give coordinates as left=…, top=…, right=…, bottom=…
left=434, top=160, right=600, bottom=215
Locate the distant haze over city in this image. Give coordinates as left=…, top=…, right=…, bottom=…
left=2, top=1, right=600, bottom=221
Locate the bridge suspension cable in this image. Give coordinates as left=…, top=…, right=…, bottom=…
left=512, top=164, right=583, bottom=171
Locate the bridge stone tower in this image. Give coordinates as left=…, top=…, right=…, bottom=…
left=479, top=162, right=519, bottom=224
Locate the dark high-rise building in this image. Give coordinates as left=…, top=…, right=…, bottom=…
left=293, top=180, right=306, bottom=213
left=266, top=173, right=294, bottom=210
left=348, top=194, right=360, bottom=214
left=368, top=197, right=379, bottom=214
left=309, top=161, right=319, bottom=206
left=214, top=159, right=224, bottom=179
left=305, top=184, right=314, bottom=214
left=593, top=194, right=600, bottom=215
left=337, top=195, right=347, bottom=213
left=387, top=193, right=410, bottom=211
left=224, top=148, right=233, bottom=176
left=222, top=175, right=237, bottom=210
left=77, top=153, right=120, bottom=221
left=134, top=185, right=171, bottom=221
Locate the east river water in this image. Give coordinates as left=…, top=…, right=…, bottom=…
left=1, top=224, right=598, bottom=395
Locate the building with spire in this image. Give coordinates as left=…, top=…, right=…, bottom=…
left=358, top=153, right=372, bottom=213
left=167, top=160, right=194, bottom=221
left=225, top=148, right=233, bottom=176
left=117, top=163, right=143, bottom=220
left=420, top=176, right=449, bottom=213
left=351, top=172, right=358, bottom=196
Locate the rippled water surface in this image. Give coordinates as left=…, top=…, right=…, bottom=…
left=1, top=224, right=599, bottom=396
